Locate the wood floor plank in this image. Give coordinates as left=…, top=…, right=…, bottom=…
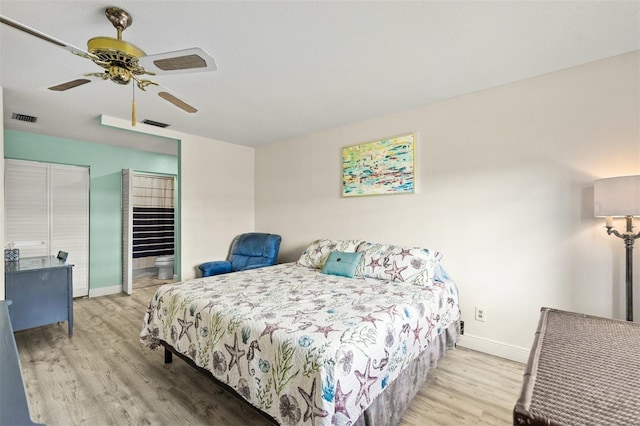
left=14, top=280, right=525, bottom=425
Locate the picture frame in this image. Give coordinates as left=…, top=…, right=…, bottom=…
left=342, top=132, right=416, bottom=197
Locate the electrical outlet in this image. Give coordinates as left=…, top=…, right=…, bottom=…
left=475, top=307, right=486, bottom=322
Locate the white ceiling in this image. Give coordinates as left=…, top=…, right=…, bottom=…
left=1, top=1, right=639, bottom=153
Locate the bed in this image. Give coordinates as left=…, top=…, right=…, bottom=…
left=140, top=239, right=461, bottom=425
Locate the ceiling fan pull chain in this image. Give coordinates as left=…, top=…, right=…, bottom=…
left=132, top=83, right=136, bottom=126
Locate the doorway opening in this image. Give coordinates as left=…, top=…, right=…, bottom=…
left=122, top=170, right=176, bottom=293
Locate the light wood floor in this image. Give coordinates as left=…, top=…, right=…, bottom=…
left=15, top=282, right=524, bottom=425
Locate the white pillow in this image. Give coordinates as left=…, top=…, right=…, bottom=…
left=297, top=239, right=364, bottom=269
left=357, top=242, right=442, bottom=285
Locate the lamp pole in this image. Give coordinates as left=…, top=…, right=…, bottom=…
left=606, top=216, right=640, bottom=321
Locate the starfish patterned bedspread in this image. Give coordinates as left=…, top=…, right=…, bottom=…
left=140, top=262, right=460, bottom=425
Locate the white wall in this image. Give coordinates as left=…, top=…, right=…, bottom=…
left=179, top=133, right=255, bottom=280
left=255, top=51, right=640, bottom=362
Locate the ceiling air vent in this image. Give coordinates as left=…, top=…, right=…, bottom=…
left=142, top=119, right=170, bottom=128
left=12, top=113, right=38, bottom=123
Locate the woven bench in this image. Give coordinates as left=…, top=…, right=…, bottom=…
left=514, top=307, right=640, bottom=425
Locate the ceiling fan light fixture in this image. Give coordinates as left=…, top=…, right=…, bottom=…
left=109, top=66, right=131, bottom=85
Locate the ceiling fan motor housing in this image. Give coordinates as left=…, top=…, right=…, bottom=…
left=87, top=36, right=149, bottom=84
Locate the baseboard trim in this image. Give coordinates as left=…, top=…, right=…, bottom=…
left=458, top=334, right=530, bottom=364
left=88, top=285, right=123, bottom=298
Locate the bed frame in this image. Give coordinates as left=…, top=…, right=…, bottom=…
left=161, top=340, right=279, bottom=424
left=161, top=321, right=459, bottom=425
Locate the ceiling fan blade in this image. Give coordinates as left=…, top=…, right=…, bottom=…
left=46, top=73, right=108, bottom=91
left=158, top=91, right=198, bottom=113
left=138, top=47, right=217, bottom=75
left=0, top=14, right=98, bottom=60
left=48, top=79, right=92, bottom=92
left=142, top=83, right=199, bottom=113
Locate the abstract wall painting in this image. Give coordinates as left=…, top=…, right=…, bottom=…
left=342, top=133, right=416, bottom=197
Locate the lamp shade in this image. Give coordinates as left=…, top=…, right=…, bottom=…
left=594, top=175, right=640, bottom=217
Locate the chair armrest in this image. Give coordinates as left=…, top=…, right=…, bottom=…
left=199, top=260, right=232, bottom=277
left=239, top=263, right=273, bottom=271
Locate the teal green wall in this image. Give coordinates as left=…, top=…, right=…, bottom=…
left=4, top=129, right=179, bottom=290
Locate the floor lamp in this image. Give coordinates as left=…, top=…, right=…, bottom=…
left=594, top=175, right=640, bottom=322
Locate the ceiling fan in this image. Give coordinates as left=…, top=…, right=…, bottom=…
left=0, top=6, right=217, bottom=125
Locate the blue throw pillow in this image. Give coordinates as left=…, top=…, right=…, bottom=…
left=322, top=251, right=363, bottom=278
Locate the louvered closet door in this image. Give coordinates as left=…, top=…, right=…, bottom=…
left=4, top=160, right=48, bottom=257
left=4, top=160, right=89, bottom=297
left=122, top=169, right=133, bottom=295
left=51, top=164, right=89, bottom=297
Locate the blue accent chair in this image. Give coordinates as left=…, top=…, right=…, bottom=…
left=198, top=233, right=282, bottom=277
